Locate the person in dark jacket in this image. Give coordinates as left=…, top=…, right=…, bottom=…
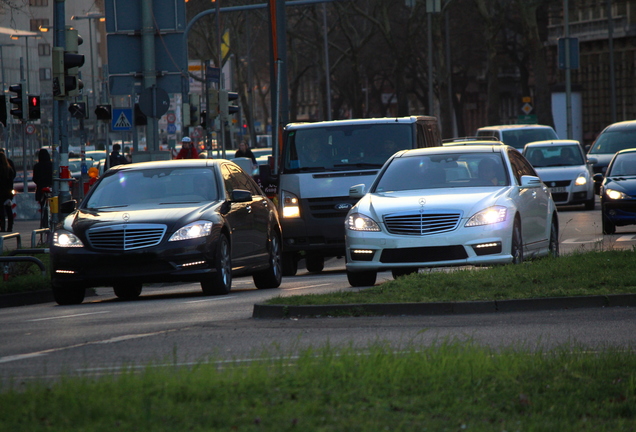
left=0, top=149, right=15, bottom=232
left=33, top=148, right=53, bottom=211
left=0, top=152, right=14, bottom=232
left=234, top=140, right=257, bottom=165
left=109, top=144, right=129, bottom=168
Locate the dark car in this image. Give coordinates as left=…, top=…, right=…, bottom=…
left=50, top=159, right=283, bottom=305
left=587, top=120, right=636, bottom=175
left=594, top=148, right=636, bottom=235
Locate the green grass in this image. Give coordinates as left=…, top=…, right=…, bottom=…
left=1, top=342, right=635, bottom=430
left=266, top=250, right=636, bottom=306
left=0, top=251, right=50, bottom=294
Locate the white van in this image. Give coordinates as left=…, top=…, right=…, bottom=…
left=476, top=124, right=558, bottom=152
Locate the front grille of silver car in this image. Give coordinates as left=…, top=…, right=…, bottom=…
left=384, top=212, right=461, bottom=235
left=87, top=224, right=167, bottom=251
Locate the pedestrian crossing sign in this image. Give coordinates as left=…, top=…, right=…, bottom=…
left=112, top=108, right=133, bottom=131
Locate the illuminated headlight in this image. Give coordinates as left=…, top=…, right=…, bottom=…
left=281, top=190, right=300, bottom=218
left=575, top=175, right=587, bottom=186
left=169, top=221, right=213, bottom=241
left=346, top=212, right=380, bottom=231
left=606, top=189, right=629, bottom=200
left=53, top=230, right=84, bottom=248
left=465, top=206, right=507, bottom=227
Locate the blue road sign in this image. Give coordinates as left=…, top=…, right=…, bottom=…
left=167, top=123, right=177, bottom=134
left=112, top=108, right=133, bottom=131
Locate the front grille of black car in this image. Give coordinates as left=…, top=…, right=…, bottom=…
left=380, top=246, right=468, bottom=263
left=87, top=224, right=167, bottom=251
left=384, top=212, right=462, bottom=235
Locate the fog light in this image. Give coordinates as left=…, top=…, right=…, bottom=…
left=350, top=249, right=375, bottom=261
left=472, top=241, right=502, bottom=256
left=55, top=269, right=76, bottom=274
left=181, top=261, right=206, bottom=268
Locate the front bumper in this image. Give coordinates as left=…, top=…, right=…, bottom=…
left=602, top=200, right=636, bottom=226
left=345, top=221, right=514, bottom=272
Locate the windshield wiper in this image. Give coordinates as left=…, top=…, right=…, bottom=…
left=88, top=205, right=129, bottom=209
left=333, top=163, right=382, bottom=168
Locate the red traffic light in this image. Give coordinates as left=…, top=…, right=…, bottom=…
left=28, top=95, right=41, bottom=120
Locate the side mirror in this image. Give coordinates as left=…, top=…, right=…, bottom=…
left=520, top=175, right=542, bottom=188
left=349, top=184, right=366, bottom=198
left=59, top=199, right=77, bottom=214
left=231, top=189, right=252, bottom=202
left=587, top=157, right=598, bottom=165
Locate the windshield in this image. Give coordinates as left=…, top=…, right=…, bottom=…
left=589, top=128, right=636, bottom=155
left=374, top=152, right=510, bottom=192
left=500, top=128, right=558, bottom=150
left=84, top=167, right=219, bottom=209
left=283, top=123, right=413, bottom=172
left=608, top=153, right=636, bottom=176
left=524, top=145, right=584, bottom=167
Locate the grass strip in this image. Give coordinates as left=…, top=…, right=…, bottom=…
left=1, top=341, right=635, bottom=431
left=267, top=250, right=636, bottom=306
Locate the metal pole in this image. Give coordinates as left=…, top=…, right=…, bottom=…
left=607, top=0, right=616, bottom=123
left=322, top=3, right=332, bottom=121
left=25, top=37, right=30, bottom=93
left=427, top=12, right=434, bottom=116
left=88, top=19, right=97, bottom=124
left=564, top=0, right=572, bottom=139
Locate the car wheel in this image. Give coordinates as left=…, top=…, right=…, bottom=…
left=282, top=252, right=298, bottom=276
left=201, top=234, right=232, bottom=295
left=511, top=218, right=524, bottom=264
left=392, top=268, right=419, bottom=279
left=548, top=217, right=559, bottom=258
left=347, top=270, right=377, bottom=287
left=602, top=215, right=616, bottom=235
left=584, top=197, right=595, bottom=210
left=113, top=282, right=142, bottom=300
left=52, top=284, right=85, bottom=305
left=253, top=232, right=282, bottom=289
left=305, top=256, right=324, bottom=273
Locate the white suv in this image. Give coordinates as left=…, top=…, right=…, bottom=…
left=476, top=124, right=559, bottom=152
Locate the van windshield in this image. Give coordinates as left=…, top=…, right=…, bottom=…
left=283, top=123, right=413, bottom=172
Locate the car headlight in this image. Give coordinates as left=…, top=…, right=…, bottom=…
left=465, top=206, right=507, bottom=227
left=346, top=212, right=380, bottom=231
left=575, top=175, right=587, bottom=186
left=606, top=189, right=629, bottom=200
left=53, top=230, right=84, bottom=248
left=169, top=221, right=213, bottom=241
left=281, top=190, right=300, bottom=218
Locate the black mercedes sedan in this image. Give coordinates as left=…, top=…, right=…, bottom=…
left=50, top=159, right=282, bottom=305
left=594, top=148, right=636, bottom=235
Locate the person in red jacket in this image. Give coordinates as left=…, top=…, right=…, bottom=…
left=176, top=136, right=198, bottom=159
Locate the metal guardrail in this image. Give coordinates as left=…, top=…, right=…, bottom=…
left=0, top=256, right=47, bottom=278
left=0, top=232, right=21, bottom=251
left=31, top=228, right=50, bottom=248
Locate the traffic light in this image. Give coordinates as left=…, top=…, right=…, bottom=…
left=28, top=95, right=41, bottom=120
left=189, top=94, right=200, bottom=126
left=200, top=110, right=207, bottom=129
left=134, top=103, right=147, bottom=126
left=68, top=102, right=86, bottom=119
left=9, top=82, right=27, bottom=121
left=219, top=89, right=239, bottom=118
left=52, top=27, right=85, bottom=99
left=95, top=104, right=112, bottom=120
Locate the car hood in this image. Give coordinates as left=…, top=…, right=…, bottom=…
left=604, top=176, right=636, bottom=194
left=62, top=203, right=220, bottom=234
left=534, top=165, right=589, bottom=182
left=296, top=171, right=381, bottom=199
left=353, top=187, right=510, bottom=220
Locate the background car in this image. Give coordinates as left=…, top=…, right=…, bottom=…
left=344, top=145, right=558, bottom=287
left=476, top=124, right=559, bottom=152
left=523, top=139, right=595, bottom=210
left=12, top=170, right=36, bottom=193
left=594, top=148, right=636, bottom=235
left=50, top=159, right=283, bottom=305
left=442, top=137, right=503, bottom=147
left=587, top=120, right=636, bottom=175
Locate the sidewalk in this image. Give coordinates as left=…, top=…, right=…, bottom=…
left=2, top=219, right=48, bottom=251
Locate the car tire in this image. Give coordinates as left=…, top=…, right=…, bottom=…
left=392, top=268, right=419, bottom=279
left=305, top=256, right=324, bottom=273
left=253, top=232, right=282, bottom=289
left=113, top=282, right=142, bottom=300
left=584, top=197, right=595, bottom=210
left=602, top=215, right=616, bottom=235
left=548, top=217, right=559, bottom=258
left=201, top=234, right=232, bottom=295
left=52, top=284, right=86, bottom=305
left=347, top=270, right=377, bottom=287
left=282, top=252, right=298, bottom=276
left=511, top=218, right=524, bottom=264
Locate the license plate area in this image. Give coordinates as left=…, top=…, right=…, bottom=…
left=550, top=187, right=567, bottom=193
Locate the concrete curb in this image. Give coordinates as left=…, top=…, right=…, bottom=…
left=252, top=294, right=636, bottom=319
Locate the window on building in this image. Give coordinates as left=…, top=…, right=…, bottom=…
left=29, top=0, right=48, bottom=5
left=38, top=44, right=50, bottom=56
left=40, top=68, right=51, bottom=81
left=30, top=18, right=49, bottom=32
